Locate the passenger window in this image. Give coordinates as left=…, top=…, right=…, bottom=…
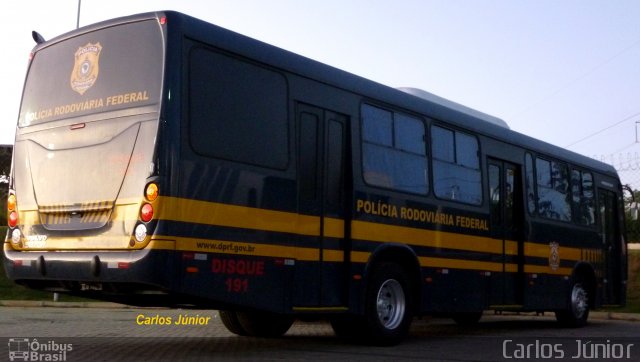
left=189, top=47, right=288, bottom=169
left=572, top=170, right=595, bottom=225
left=536, top=158, right=571, bottom=221
left=431, top=125, right=482, bottom=205
left=361, top=104, right=428, bottom=194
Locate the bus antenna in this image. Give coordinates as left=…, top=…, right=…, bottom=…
left=32, top=31, right=45, bottom=45
left=76, top=0, right=81, bottom=29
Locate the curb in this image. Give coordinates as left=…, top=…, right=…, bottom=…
left=1, top=301, right=639, bottom=322
left=0, top=300, right=129, bottom=308
left=594, top=311, right=640, bottom=322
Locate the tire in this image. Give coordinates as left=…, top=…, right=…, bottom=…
left=235, top=311, right=294, bottom=338
left=330, top=315, right=364, bottom=340
left=555, top=278, right=590, bottom=327
left=452, top=311, right=482, bottom=326
left=219, top=310, right=247, bottom=336
left=362, top=262, right=414, bottom=346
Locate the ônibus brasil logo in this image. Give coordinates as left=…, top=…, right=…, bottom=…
left=8, top=338, right=72, bottom=361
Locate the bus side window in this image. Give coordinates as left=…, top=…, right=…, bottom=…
left=571, top=169, right=595, bottom=226
left=189, top=47, right=288, bottom=170
left=535, top=158, right=571, bottom=221
left=361, top=104, right=428, bottom=194
left=431, top=125, right=482, bottom=205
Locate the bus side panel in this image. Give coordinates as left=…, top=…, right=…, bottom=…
left=422, top=268, right=490, bottom=313
left=525, top=218, right=602, bottom=310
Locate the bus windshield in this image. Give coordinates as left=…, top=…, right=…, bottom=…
left=19, top=19, right=163, bottom=126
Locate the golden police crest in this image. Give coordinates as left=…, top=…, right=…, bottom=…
left=549, top=242, right=560, bottom=271
left=70, top=42, right=102, bottom=95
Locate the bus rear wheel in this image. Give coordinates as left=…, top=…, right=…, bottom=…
left=555, top=279, right=589, bottom=327
left=235, top=311, right=294, bottom=337
left=219, top=310, right=247, bottom=336
left=364, top=262, right=413, bottom=345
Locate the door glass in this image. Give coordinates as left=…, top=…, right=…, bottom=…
left=505, top=167, right=515, bottom=229
left=326, top=119, right=344, bottom=213
left=489, top=164, right=501, bottom=225
left=299, top=112, right=319, bottom=202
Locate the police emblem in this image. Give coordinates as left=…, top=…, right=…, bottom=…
left=549, top=242, right=560, bottom=271
left=70, top=42, right=102, bottom=95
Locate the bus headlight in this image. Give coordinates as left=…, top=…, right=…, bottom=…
left=134, top=224, right=147, bottom=242
left=11, top=229, right=21, bottom=244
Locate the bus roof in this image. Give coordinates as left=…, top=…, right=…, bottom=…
left=41, top=11, right=619, bottom=178
left=165, top=11, right=616, bottom=177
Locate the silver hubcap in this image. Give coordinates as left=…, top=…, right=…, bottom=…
left=376, top=279, right=406, bottom=329
left=571, top=283, right=588, bottom=319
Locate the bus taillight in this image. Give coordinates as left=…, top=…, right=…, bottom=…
left=7, top=194, right=18, bottom=228
left=140, top=203, right=154, bottom=222
left=8, top=212, right=18, bottom=228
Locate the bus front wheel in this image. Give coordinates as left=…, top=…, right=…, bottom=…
left=363, top=262, right=413, bottom=345
left=555, top=278, right=590, bottom=327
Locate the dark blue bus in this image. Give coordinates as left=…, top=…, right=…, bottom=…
left=4, top=11, right=627, bottom=345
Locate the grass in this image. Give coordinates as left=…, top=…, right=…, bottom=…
left=616, top=248, right=640, bottom=313
left=0, top=226, right=639, bottom=312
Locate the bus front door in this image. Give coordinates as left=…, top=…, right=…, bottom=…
left=295, top=103, right=349, bottom=308
left=488, top=159, right=525, bottom=307
left=598, top=188, right=624, bottom=306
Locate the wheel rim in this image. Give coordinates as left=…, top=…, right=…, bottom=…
left=570, top=283, right=588, bottom=319
left=376, top=279, right=406, bottom=329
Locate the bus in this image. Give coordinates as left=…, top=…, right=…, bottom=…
left=4, top=11, right=627, bottom=345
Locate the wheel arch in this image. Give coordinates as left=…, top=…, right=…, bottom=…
left=364, top=243, right=422, bottom=313
left=571, top=261, right=598, bottom=308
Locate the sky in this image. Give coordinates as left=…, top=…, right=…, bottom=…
left=2, top=0, right=640, bottom=184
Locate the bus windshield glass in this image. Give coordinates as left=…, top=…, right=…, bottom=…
left=19, top=19, right=163, bottom=127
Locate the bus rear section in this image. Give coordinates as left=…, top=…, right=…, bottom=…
left=4, top=13, right=170, bottom=304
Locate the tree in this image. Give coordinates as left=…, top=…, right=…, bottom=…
left=0, top=145, right=11, bottom=185
left=0, top=145, right=11, bottom=222
left=623, top=185, right=640, bottom=243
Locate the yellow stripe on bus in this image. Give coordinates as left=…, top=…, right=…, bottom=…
left=524, top=264, right=573, bottom=276
left=10, top=195, right=587, bottom=277
left=159, top=196, right=322, bottom=236
left=419, top=256, right=519, bottom=273
left=524, top=242, right=582, bottom=261
left=351, top=219, right=510, bottom=256
left=323, top=218, right=345, bottom=239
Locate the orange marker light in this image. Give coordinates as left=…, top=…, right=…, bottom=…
left=7, top=194, right=16, bottom=211
left=145, top=183, right=159, bottom=202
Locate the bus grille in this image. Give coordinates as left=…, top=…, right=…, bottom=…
left=38, top=201, right=114, bottom=230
